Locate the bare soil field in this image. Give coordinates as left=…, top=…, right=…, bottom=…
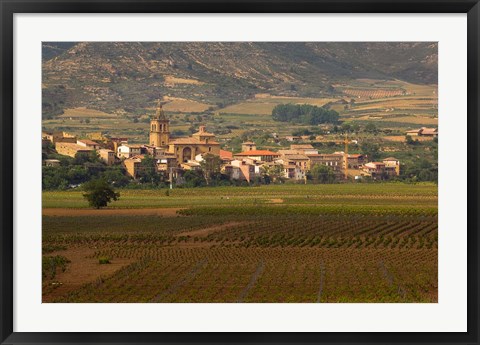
left=42, top=248, right=134, bottom=302
left=59, top=107, right=116, bottom=118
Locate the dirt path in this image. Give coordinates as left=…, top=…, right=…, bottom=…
left=43, top=208, right=185, bottom=217
left=43, top=248, right=134, bottom=302
left=176, top=221, right=249, bottom=237
left=268, top=198, right=284, bottom=204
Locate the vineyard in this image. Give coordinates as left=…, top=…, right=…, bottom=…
left=341, top=88, right=406, bottom=99
left=42, top=183, right=438, bottom=303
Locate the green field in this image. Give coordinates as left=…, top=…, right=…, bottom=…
left=42, top=183, right=438, bottom=303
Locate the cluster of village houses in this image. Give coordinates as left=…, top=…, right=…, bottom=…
left=41, top=103, right=440, bottom=183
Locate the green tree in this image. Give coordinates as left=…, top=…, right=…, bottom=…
left=82, top=179, right=120, bottom=209
left=360, top=142, right=380, bottom=161
left=405, top=135, right=418, bottom=145
left=310, top=164, right=336, bottom=184
left=364, top=123, right=378, bottom=134
left=200, top=154, right=223, bottom=185
left=261, top=163, right=284, bottom=184
left=101, top=166, right=131, bottom=187
left=137, top=155, right=161, bottom=185
left=74, top=150, right=101, bottom=165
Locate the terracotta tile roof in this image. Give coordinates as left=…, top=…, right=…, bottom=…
left=220, top=150, right=233, bottom=159
left=78, top=139, right=99, bottom=146
left=421, top=128, right=438, bottom=135
left=234, top=150, right=280, bottom=156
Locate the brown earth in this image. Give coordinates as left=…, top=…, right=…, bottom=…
left=43, top=208, right=185, bottom=217
left=175, top=221, right=250, bottom=238
left=42, top=248, right=134, bottom=302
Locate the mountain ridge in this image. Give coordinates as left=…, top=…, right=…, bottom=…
left=42, top=42, right=437, bottom=117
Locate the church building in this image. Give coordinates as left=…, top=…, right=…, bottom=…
left=149, top=100, right=220, bottom=165
left=149, top=100, right=170, bottom=147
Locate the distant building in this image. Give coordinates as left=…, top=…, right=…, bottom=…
left=281, top=154, right=309, bottom=180
left=44, top=159, right=61, bottom=167
left=406, top=129, right=422, bottom=136
left=168, top=125, right=220, bottom=164
left=241, top=141, right=256, bottom=152
left=107, top=137, right=129, bottom=152
left=306, top=153, right=344, bottom=171
left=149, top=100, right=171, bottom=147
left=420, top=128, right=438, bottom=137
left=285, top=136, right=301, bottom=142
left=233, top=150, right=280, bottom=162
left=98, top=149, right=115, bottom=166
left=347, top=154, right=366, bottom=169
left=181, top=161, right=202, bottom=171
left=55, top=142, right=94, bottom=158
left=406, top=127, right=438, bottom=137
left=363, top=162, right=387, bottom=179
left=156, top=152, right=177, bottom=171
left=123, top=155, right=144, bottom=178
left=382, top=157, right=400, bottom=175
left=117, top=144, right=143, bottom=159
left=290, top=144, right=318, bottom=155
left=42, top=131, right=77, bottom=144
left=77, top=139, right=101, bottom=150
left=229, top=159, right=257, bottom=182
left=220, top=150, right=233, bottom=163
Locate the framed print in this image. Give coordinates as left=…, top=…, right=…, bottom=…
left=1, top=0, right=479, bottom=344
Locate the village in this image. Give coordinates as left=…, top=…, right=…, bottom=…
left=42, top=101, right=438, bottom=186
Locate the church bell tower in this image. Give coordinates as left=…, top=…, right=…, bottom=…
left=149, top=99, right=170, bottom=147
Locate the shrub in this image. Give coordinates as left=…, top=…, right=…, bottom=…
left=99, top=257, right=111, bottom=264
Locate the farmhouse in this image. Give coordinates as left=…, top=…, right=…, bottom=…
left=55, top=142, right=94, bottom=158
left=406, top=127, right=438, bottom=137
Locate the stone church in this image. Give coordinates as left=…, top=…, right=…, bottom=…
left=149, top=101, right=220, bottom=164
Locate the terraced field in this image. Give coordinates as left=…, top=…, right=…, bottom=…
left=42, top=183, right=438, bottom=303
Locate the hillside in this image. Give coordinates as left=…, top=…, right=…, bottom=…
left=42, top=42, right=437, bottom=117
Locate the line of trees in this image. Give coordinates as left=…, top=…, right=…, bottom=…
left=42, top=151, right=130, bottom=190
left=272, top=104, right=339, bottom=125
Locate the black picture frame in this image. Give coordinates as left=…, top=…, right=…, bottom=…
left=1, top=1, right=479, bottom=344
